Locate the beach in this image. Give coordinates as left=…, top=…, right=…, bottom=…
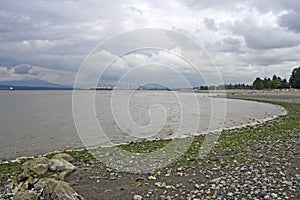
left=64, top=93, right=300, bottom=199
left=0, top=91, right=299, bottom=199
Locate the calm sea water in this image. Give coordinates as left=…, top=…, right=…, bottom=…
left=0, top=90, right=285, bottom=160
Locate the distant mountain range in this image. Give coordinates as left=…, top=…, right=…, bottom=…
left=0, top=79, right=72, bottom=90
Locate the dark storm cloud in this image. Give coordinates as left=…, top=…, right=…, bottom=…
left=184, top=0, right=238, bottom=10
left=231, top=18, right=300, bottom=50
left=214, top=37, right=243, bottom=53
left=129, top=6, right=143, bottom=15
left=184, top=0, right=300, bottom=13
left=250, top=0, right=300, bottom=13
left=13, top=64, right=32, bottom=74
left=279, top=11, right=300, bottom=33
left=203, top=18, right=218, bottom=31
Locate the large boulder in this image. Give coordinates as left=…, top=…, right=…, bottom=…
left=49, top=159, right=76, bottom=172
left=41, top=179, right=84, bottom=200
left=21, top=157, right=50, bottom=177
left=49, top=158, right=77, bottom=180
left=52, top=153, right=74, bottom=162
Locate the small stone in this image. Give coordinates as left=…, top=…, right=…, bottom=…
left=227, top=192, right=233, bottom=197
left=264, top=195, right=270, bottom=200
left=271, top=193, right=278, bottom=198
left=148, top=176, right=156, bottom=180
left=279, top=171, right=285, bottom=177
left=155, top=182, right=164, bottom=188
left=212, top=167, right=221, bottom=171
left=286, top=181, right=293, bottom=186
left=220, top=180, right=226, bottom=185
left=177, top=167, right=184, bottom=171
left=177, top=172, right=184, bottom=176
left=210, top=177, right=222, bottom=184
left=206, top=190, right=211, bottom=195
left=133, top=194, right=143, bottom=200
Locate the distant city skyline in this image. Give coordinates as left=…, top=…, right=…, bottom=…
left=0, top=0, right=299, bottom=87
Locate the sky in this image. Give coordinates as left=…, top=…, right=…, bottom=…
left=0, top=0, right=299, bottom=87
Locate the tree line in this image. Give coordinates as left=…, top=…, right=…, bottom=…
left=196, top=84, right=252, bottom=90
left=253, top=66, right=300, bottom=90
left=252, top=75, right=289, bottom=90
left=195, top=66, right=300, bottom=90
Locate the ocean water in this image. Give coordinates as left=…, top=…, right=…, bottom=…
left=0, top=90, right=285, bottom=160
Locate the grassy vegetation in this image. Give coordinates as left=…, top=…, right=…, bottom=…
left=179, top=101, right=300, bottom=166
left=0, top=162, right=22, bottom=175
left=1, top=101, right=299, bottom=175
left=119, top=139, right=172, bottom=153
left=117, top=101, right=300, bottom=167
left=45, top=149, right=96, bottom=164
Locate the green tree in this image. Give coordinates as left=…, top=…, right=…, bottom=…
left=290, top=67, right=300, bottom=88
left=271, top=75, right=282, bottom=89
left=263, top=77, right=272, bottom=89
left=253, top=77, right=264, bottom=90
left=280, top=79, right=289, bottom=88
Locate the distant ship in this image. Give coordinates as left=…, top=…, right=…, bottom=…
left=90, top=86, right=113, bottom=90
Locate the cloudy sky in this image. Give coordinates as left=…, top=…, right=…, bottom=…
left=0, top=0, right=299, bottom=87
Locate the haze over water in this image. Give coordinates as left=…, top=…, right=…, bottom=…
left=0, top=90, right=285, bottom=161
